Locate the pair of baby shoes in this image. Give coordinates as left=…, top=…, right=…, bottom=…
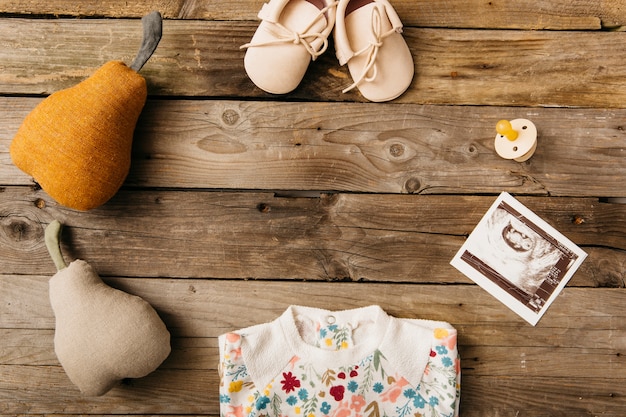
left=241, top=0, right=413, bottom=102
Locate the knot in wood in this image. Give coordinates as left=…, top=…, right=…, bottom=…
left=320, top=193, right=339, bottom=208
left=389, top=143, right=405, bottom=157
left=3, top=217, right=39, bottom=243
left=221, top=109, right=239, bottom=126
left=404, top=177, right=422, bottom=194
left=34, top=198, right=46, bottom=209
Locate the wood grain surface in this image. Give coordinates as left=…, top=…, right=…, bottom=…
left=0, top=0, right=625, bottom=416
left=2, top=19, right=626, bottom=107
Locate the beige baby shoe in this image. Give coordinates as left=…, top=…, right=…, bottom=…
left=242, top=0, right=338, bottom=94
left=334, top=0, right=413, bottom=102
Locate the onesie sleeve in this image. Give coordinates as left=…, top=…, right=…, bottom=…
left=219, top=332, right=255, bottom=417
left=421, top=327, right=461, bottom=417
left=374, top=318, right=461, bottom=417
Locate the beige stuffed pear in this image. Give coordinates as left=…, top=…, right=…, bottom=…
left=45, top=220, right=171, bottom=396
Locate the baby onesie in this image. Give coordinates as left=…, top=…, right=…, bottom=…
left=218, top=305, right=460, bottom=417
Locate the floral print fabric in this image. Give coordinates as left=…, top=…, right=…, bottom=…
left=219, top=311, right=460, bottom=417
left=316, top=322, right=354, bottom=351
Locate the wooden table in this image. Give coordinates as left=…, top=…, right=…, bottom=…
left=1, top=1, right=625, bottom=415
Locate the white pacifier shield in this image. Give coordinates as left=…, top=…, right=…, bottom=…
left=494, top=119, right=537, bottom=162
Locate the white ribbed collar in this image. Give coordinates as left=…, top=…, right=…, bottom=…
left=279, top=305, right=392, bottom=367
left=240, top=305, right=436, bottom=391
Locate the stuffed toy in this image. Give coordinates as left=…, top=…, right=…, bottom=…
left=10, top=11, right=163, bottom=211
left=44, top=220, right=171, bottom=396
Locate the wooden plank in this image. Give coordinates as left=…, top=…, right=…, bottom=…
left=4, top=324, right=626, bottom=370
left=192, top=0, right=626, bottom=30
left=2, top=99, right=626, bottom=196
left=1, top=280, right=624, bottom=414
left=0, top=365, right=215, bottom=415
left=6, top=330, right=625, bottom=379
left=1, top=355, right=625, bottom=414
left=0, top=329, right=56, bottom=365
left=1, top=19, right=626, bottom=107
left=0, top=0, right=185, bottom=19
left=460, top=376, right=626, bottom=417
left=1, top=369, right=625, bottom=416
left=125, top=102, right=626, bottom=196
left=2, top=0, right=625, bottom=30
left=2, top=276, right=625, bottom=340
left=0, top=188, right=623, bottom=283
left=2, top=277, right=626, bottom=338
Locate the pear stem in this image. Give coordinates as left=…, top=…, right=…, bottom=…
left=130, top=11, right=163, bottom=72
left=45, top=220, right=67, bottom=271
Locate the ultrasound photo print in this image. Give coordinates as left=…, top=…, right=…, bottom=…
left=451, top=192, right=587, bottom=325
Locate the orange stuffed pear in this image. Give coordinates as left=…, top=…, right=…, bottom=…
left=10, top=12, right=162, bottom=211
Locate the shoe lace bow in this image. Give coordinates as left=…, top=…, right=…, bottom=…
left=241, top=2, right=338, bottom=61
left=343, top=5, right=399, bottom=93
